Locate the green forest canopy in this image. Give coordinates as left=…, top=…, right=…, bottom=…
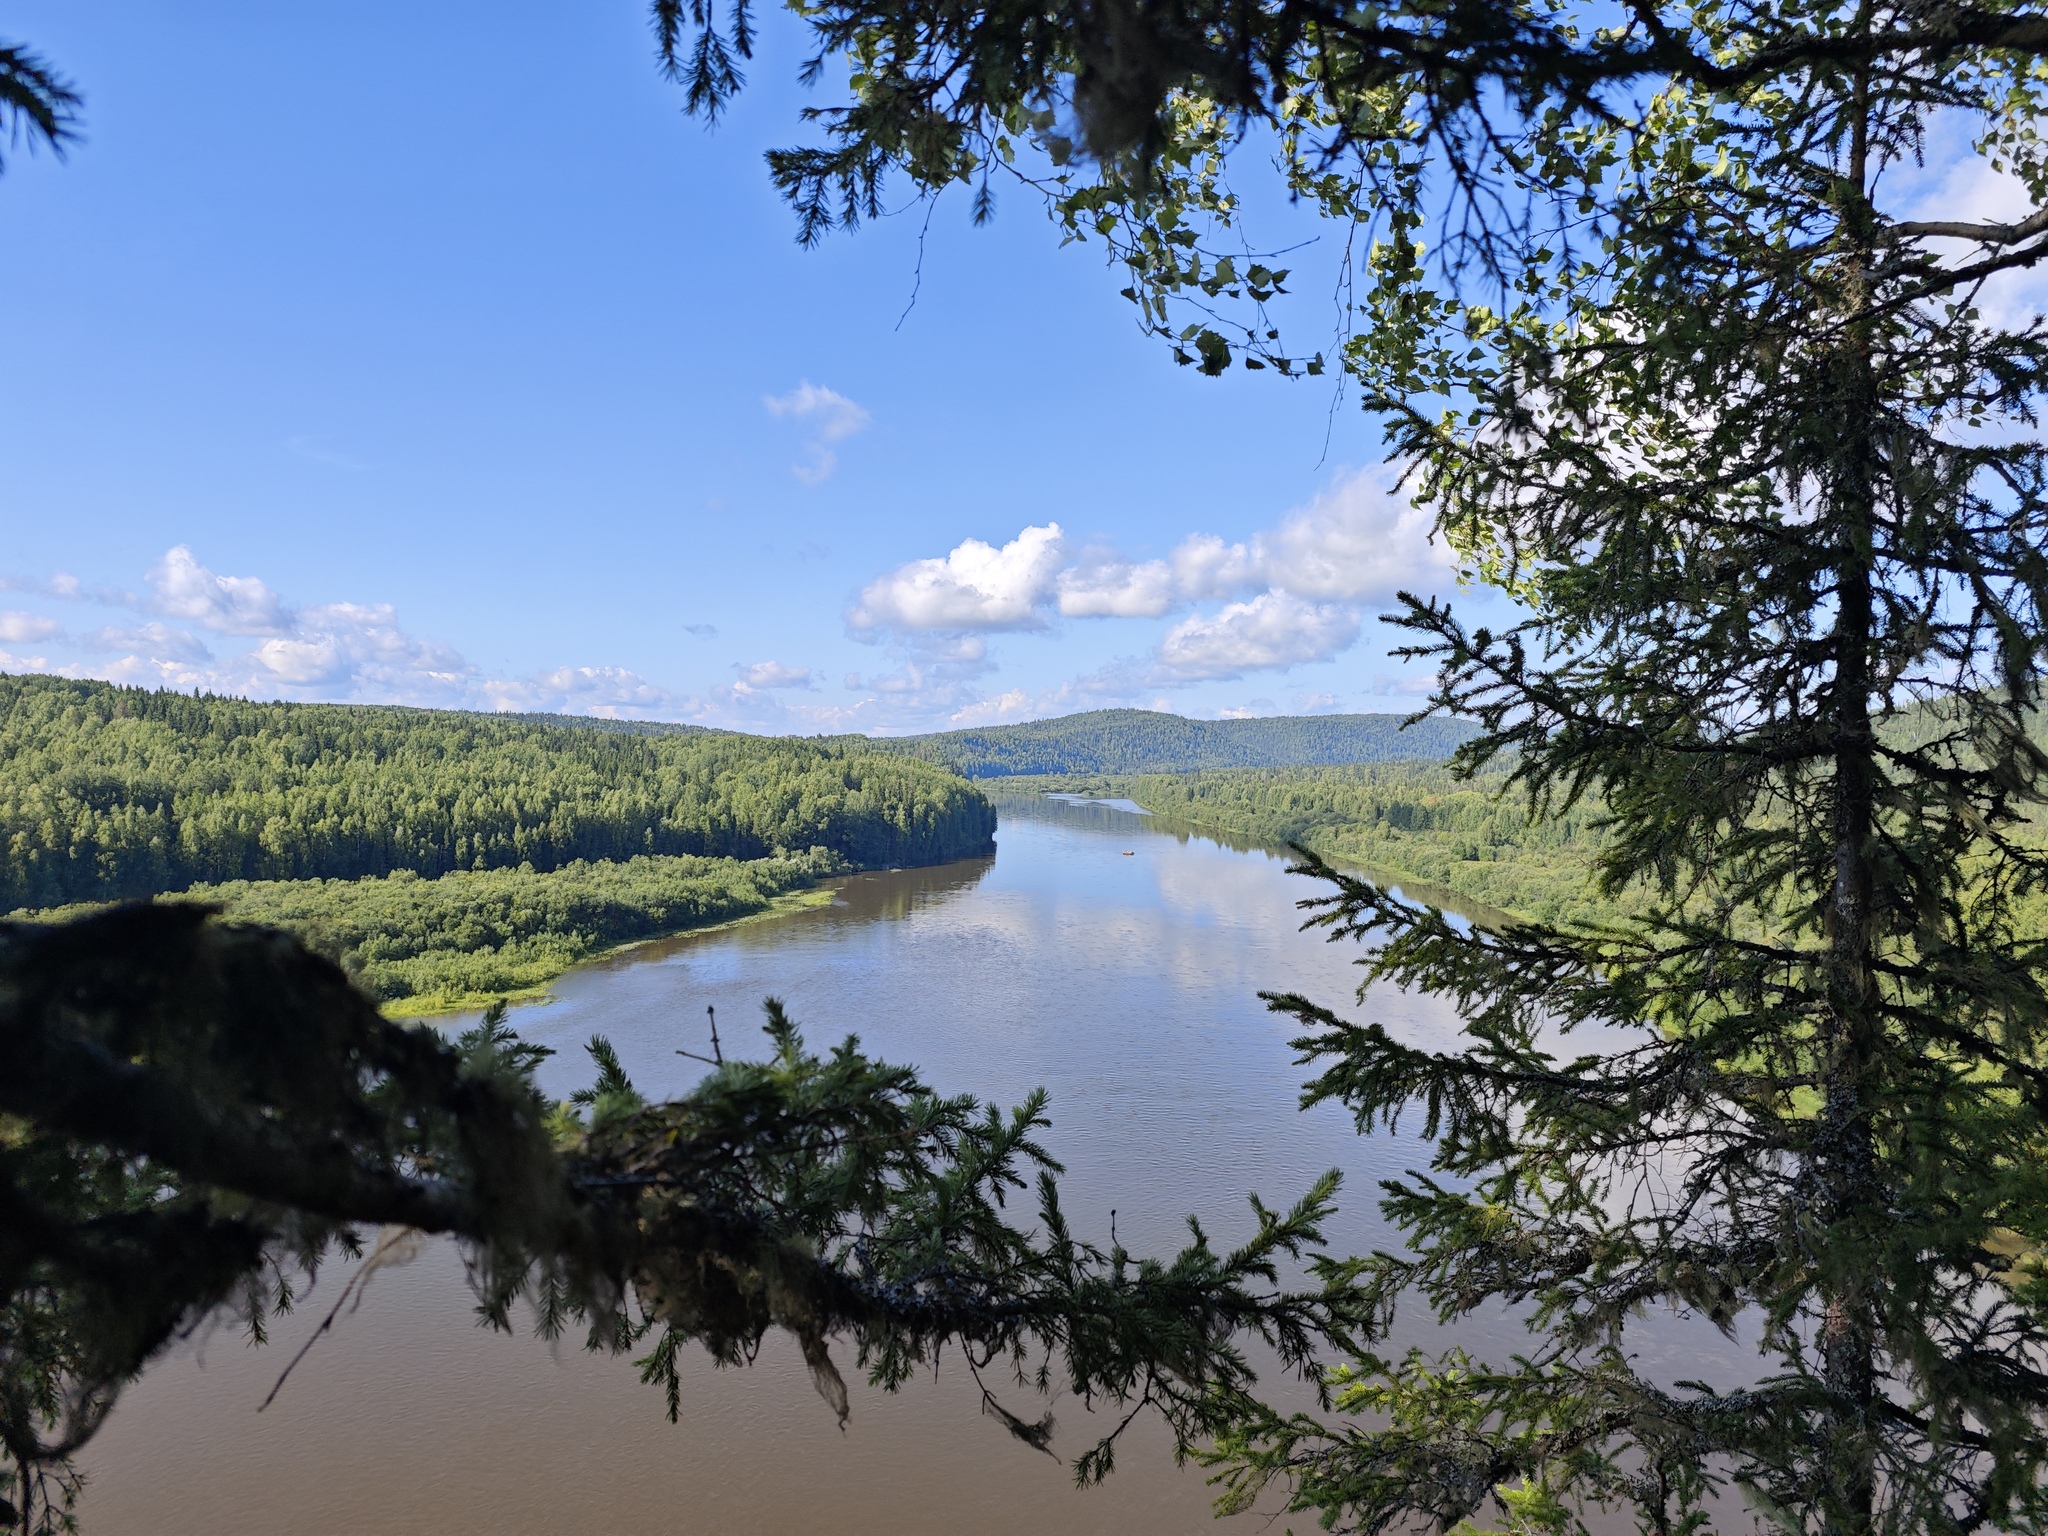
left=0, top=674, right=994, bottom=911
left=154, top=850, right=844, bottom=1012
left=868, top=708, right=1480, bottom=778
left=1029, top=763, right=1608, bottom=926
left=1017, top=700, right=2048, bottom=929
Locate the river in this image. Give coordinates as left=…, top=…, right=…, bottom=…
left=76, top=793, right=1720, bottom=1534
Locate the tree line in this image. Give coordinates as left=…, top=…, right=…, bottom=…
left=14, top=0, right=2048, bottom=1526
left=1073, top=717, right=2048, bottom=934
left=870, top=708, right=1480, bottom=778
left=0, top=675, right=995, bottom=911
left=190, top=849, right=845, bottom=1010
left=1031, top=764, right=1611, bottom=925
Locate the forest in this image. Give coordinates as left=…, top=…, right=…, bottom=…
left=872, top=708, right=1479, bottom=778
left=1024, top=763, right=1609, bottom=924
left=16, top=0, right=2048, bottom=1527
left=0, top=674, right=994, bottom=910
left=1032, top=696, right=2048, bottom=928
left=42, top=849, right=845, bottom=1012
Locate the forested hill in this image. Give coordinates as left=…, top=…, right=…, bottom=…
left=870, top=709, right=1480, bottom=778
left=492, top=712, right=718, bottom=738
left=0, top=674, right=993, bottom=911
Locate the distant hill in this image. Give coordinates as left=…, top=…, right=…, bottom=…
left=868, top=709, right=1481, bottom=778
left=0, top=674, right=992, bottom=909
left=495, top=712, right=720, bottom=738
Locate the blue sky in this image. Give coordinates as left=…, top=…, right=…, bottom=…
left=2, top=3, right=1490, bottom=731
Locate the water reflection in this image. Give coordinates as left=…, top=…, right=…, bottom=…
left=991, top=787, right=1517, bottom=929
left=76, top=794, right=1738, bottom=1536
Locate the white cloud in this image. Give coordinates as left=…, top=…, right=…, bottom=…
left=0, top=612, right=61, bottom=644
left=1152, top=591, right=1360, bottom=681
left=1890, top=113, right=2048, bottom=329
left=1254, top=471, right=1448, bottom=600
left=831, top=631, right=1006, bottom=728
left=1369, top=670, right=1438, bottom=697
left=852, top=465, right=1448, bottom=656
left=849, top=524, right=1067, bottom=633
left=937, top=662, right=1157, bottom=727
left=87, top=622, right=211, bottom=662
left=4, top=546, right=713, bottom=722
left=840, top=467, right=1445, bottom=701
left=1054, top=534, right=1258, bottom=618
left=482, top=665, right=683, bottom=717
left=765, top=382, right=872, bottom=485
left=1054, top=469, right=1447, bottom=619
left=734, top=660, right=816, bottom=691
left=236, top=601, right=473, bottom=698
left=147, top=546, right=292, bottom=635
left=952, top=688, right=1041, bottom=725
left=1054, top=554, right=1182, bottom=618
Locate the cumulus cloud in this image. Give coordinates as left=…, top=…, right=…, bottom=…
left=829, top=631, right=1008, bottom=729
left=855, top=468, right=1446, bottom=637
left=849, top=524, right=1068, bottom=633
left=239, top=602, right=474, bottom=697
left=941, top=676, right=1179, bottom=728
left=4, top=546, right=711, bottom=722
left=952, top=688, right=1042, bottom=725
left=845, top=467, right=1450, bottom=696
left=1152, top=592, right=1361, bottom=681
left=1054, top=535, right=1253, bottom=618
left=0, top=612, right=61, bottom=644
left=734, top=660, right=817, bottom=691
left=87, top=622, right=211, bottom=662
left=148, top=546, right=293, bottom=635
left=765, top=382, right=872, bottom=485
left=481, top=665, right=684, bottom=718
left=1891, top=115, right=2048, bottom=328
left=1369, top=670, right=1438, bottom=697
left=1054, top=470, right=1447, bottom=618
left=1255, top=474, right=1448, bottom=599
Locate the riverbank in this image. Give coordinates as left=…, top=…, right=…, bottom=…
left=8, top=850, right=854, bottom=1016
left=993, top=769, right=1599, bottom=926
left=381, top=883, right=843, bottom=1017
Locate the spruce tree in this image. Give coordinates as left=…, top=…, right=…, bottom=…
left=646, top=0, right=2048, bottom=1527
left=0, top=905, right=1361, bottom=1535
left=1120, top=25, right=2048, bottom=1534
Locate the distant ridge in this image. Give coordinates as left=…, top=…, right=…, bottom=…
left=0, top=673, right=993, bottom=910
left=494, top=712, right=720, bottom=738
left=868, top=708, right=1481, bottom=778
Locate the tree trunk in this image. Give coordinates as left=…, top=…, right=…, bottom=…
left=1819, top=53, right=1881, bottom=1536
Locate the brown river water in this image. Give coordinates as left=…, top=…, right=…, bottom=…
left=78, top=794, right=1742, bottom=1534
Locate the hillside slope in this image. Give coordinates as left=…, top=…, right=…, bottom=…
left=872, top=709, right=1479, bottom=778
left=0, top=674, right=994, bottom=910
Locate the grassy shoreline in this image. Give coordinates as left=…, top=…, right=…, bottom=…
left=8, top=849, right=853, bottom=1016
left=997, top=770, right=1603, bottom=927
left=380, top=883, right=841, bottom=1018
